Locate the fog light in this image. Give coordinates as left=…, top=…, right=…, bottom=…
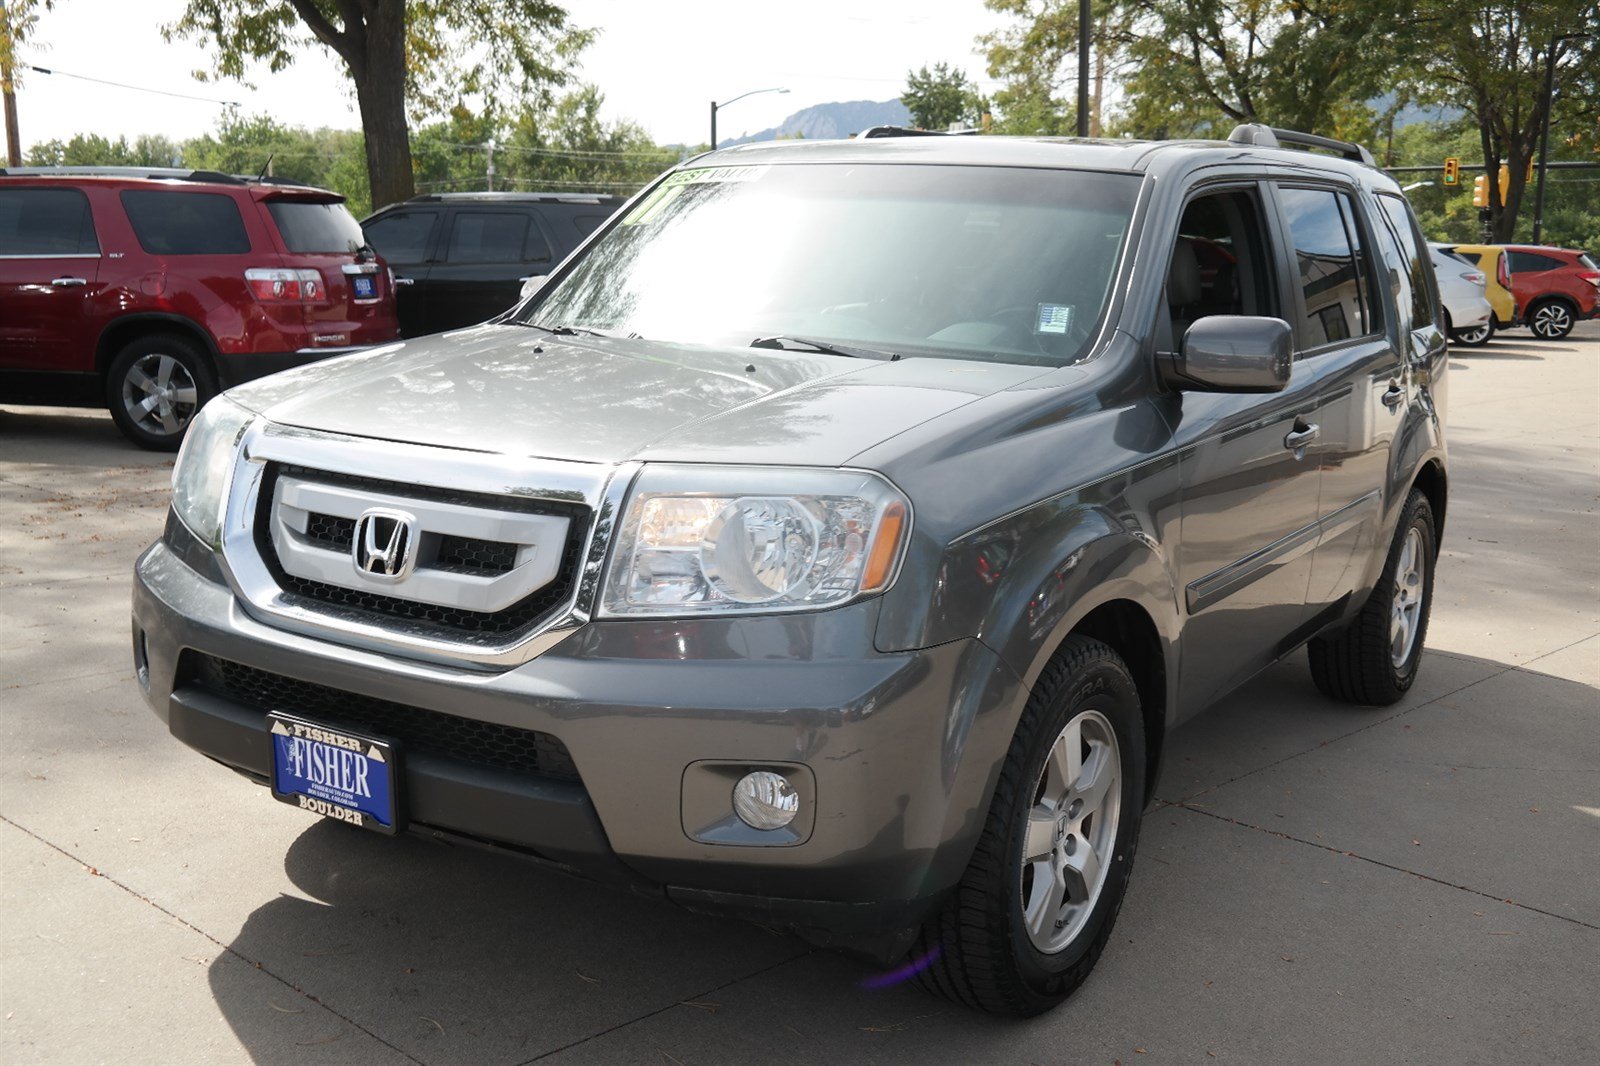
left=732, top=771, right=799, bottom=830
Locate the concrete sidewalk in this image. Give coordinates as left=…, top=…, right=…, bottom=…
left=3, top=324, right=1597, bottom=1065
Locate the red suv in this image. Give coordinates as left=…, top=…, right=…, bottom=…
left=1503, top=244, right=1600, bottom=339
left=0, top=167, right=400, bottom=448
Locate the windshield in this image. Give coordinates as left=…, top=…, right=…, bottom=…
left=268, top=199, right=366, bottom=254
left=518, top=163, right=1139, bottom=366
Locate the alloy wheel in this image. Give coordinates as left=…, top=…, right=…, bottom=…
left=1530, top=303, right=1573, bottom=339
left=1020, top=708, right=1121, bottom=954
left=120, top=353, right=199, bottom=438
left=1454, top=323, right=1491, bottom=345
left=1390, top=526, right=1425, bottom=667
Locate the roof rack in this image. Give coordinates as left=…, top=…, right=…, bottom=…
left=857, top=125, right=981, bottom=139
left=1226, top=123, right=1375, bottom=167
left=0, top=165, right=313, bottom=187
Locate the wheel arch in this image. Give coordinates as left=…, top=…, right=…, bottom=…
left=1411, top=458, right=1448, bottom=547
left=95, top=314, right=222, bottom=379
left=1063, top=598, right=1168, bottom=806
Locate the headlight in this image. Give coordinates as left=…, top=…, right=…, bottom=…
left=602, top=465, right=910, bottom=616
left=170, top=396, right=254, bottom=550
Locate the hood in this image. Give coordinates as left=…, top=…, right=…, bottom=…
left=226, top=324, right=1050, bottom=466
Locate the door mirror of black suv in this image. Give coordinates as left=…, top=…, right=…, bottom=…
left=1166, top=315, right=1293, bottom=393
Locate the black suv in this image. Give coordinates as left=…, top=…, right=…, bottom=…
left=361, top=192, right=623, bottom=337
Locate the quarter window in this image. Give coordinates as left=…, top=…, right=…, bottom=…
left=1277, top=187, right=1375, bottom=346
left=0, top=188, right=99, bottom=255
left=1375, top=194, right=1437, bottom=329
left=363, top=210, right=438, bottom=265
left=120, top=190, right=251, bottom=255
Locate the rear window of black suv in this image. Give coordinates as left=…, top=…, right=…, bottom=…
left=120, top=189, right=251, bottom=255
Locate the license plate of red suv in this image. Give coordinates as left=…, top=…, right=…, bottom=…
left=352, top=275, right=377, bottom=299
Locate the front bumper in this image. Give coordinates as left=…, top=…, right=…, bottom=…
left=132, top=525, right=1019, bottom=950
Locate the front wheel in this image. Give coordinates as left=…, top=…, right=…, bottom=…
left=105, top=334, right=217, bottom=451
left=913, top=636, right=1145, bottom=1016
left=1308, top=489, right=1436, bottom=705
left=1526, top=299, right=1576, bottom=339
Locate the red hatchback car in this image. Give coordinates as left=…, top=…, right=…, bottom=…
left=1503, top=244, right=1600, bottom=339
left=0, top=167, right=400, bottom=448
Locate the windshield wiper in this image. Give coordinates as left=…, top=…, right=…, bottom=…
left=516, top=321, right=613, bottom=338
left=751, top=335, right=900, bottom=361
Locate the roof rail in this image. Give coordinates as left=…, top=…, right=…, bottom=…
left=857, top=125, right=980, bottom=139
left=1226, top=123, right=1375, bottom=166
left=0, top=165, right=313, bottom=187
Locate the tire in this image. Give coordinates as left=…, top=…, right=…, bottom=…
left=105, top=334, right=217, bottom=451
left=1451, top=319, right=1494, bottom=346
left=1526, top=298, right=1576, bottom=339
left=1308, top=489, right=1436, bottom=705
left=913, top=635, right=1145, bottom=1016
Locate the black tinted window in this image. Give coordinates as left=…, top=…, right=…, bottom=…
left=120, top=190, right=250, bottom=255
left=268, top=200, right=364, bottom=254
left=446, top=212, right=529, bottom=263
left=0, top=188, right=99, bottom=255
left=1507, top=250, right=1564, bottom=274
left=1279, top=187, right=1370, bottom=345
left=364, top=210, right=437, bottom=264
left=1376, top=194, right=1437, bottom=329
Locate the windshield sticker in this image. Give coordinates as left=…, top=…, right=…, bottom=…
left=1036, top=304, right=1074, bottom=335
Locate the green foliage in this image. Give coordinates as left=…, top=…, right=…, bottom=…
left=980, top=0, right=1127, bottom=135
left=0, top=0, right=51, bottom=91
left=901, top=62, right=975, bottom=130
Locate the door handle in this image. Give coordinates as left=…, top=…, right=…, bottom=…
left=392, top=276, right=415, bottom=286
left=50, top=276, right=87, bottom=287
left=1381, top=384, right=1405, bottom=408
left=1284, top=422, right=1320, bottom=453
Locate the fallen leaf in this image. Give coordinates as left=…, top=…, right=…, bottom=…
left=1135, top=1049, right=1148, bottom=1055
left=1281, top=955, right=1294, bottom=962
left=1411, top=839, right=1421, bottom=846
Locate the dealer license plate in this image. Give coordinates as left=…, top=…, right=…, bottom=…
left=268, top=712, right=400, bottom=834
left=351, top=274, right=378, bottom=299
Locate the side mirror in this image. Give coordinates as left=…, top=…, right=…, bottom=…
left=518, top=275, right=547, bottom=301
left=1164, top=315, right=1292, bottom=393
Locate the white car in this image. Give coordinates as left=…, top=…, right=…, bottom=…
left=1429, top=243, right=1495, bottom=346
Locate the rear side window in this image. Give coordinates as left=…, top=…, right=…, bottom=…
left=120, top=190, right=250, bottom=255
left=446, top=211, right=532, bottom=264
left=1507, top=250, right=1565, bottom=274
left=0, top=188, right=99, bottom=255
left=1580, top=253, right=1598, bottom=270
left=1277, top=187, right=1377, bottom=345
left=364, top=210, right=438, bottom=265
left=267, top=200, right=364, bottom=254
left=1375, top=194, right=1437, bottom=329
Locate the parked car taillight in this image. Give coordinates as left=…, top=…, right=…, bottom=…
left=1497, top=255, right=1510, bottom=289
left=1461, top=271, right=1486, bottom=286
left=1578, top=271, right=1600, bottom=290
left=245, top=267, right=323, bottom=302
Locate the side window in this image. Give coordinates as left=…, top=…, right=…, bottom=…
left=1166, top=187, right=1277, bottom=346
left=120, top=190, right=251, bottom=255
left=1277, top=187, right=1377, bottom=346
left=1375, top=194, right=1437, bottom=329
left=1507, top=250, right=1563, bottom=274
left=0, top=187, right=99, bottom=255
left=446, top=211, right=530, bottom=264
left=522, top=216, right=553, bottom=262
left=363, top=210, right=438, bottom=265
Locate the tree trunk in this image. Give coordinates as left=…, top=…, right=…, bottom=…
left=352, top=4, right=413, bottom=210
left=2, top=85, right=19, bottom=167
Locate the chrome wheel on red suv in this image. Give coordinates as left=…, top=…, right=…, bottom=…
left=106, top=335, right=216, bottom=451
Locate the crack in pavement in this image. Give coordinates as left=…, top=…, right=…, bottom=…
left=0, top=812, right=425, bottom=1066
left=1169, top=802, right=1600, bottom=932
left=517, top=949, right=816, bottom=1064
left=1164, top=632, right=1600, bottom=807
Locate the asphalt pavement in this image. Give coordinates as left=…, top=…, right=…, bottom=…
left=3, top=322, right=1597, bottom=1065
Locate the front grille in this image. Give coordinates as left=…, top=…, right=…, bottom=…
left=188, top=652, right=580, bottom=782
left=258, top=464, right=590, bottom=641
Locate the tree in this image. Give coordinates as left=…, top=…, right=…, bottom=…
left=26, top=132, right=182, bottom=167
left=1405, top=1, right=1600, bottom=242
left=1, top=0, right=52, bottom=167
left=165, top=1, right=591, bottom=211
left=981, top=0, right=1130, bottom=135
left=901, top=62, right=974, bottom=130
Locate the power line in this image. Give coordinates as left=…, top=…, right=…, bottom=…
left=23, top=63, right=242, bottom=107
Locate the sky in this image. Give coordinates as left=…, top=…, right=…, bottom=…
left=13, top=0, right=1009, bottom=152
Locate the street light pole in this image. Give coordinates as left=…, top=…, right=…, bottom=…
left=709, top=86, right=789, bottom=150
left=1076, top=0, right=1090, bottom=137
left=1532, top=31, right=1592, bottom=245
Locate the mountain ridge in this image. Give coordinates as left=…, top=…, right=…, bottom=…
left=718, top=99, right=911, bottom=147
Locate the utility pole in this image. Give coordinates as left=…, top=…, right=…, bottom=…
left=1532, top=31, right=1593, bottom=244
left=1, top=1, right=23, bottom=167
left=1075, top=0, right=1090, bottom=137
left=485, top=139, right=495, bottom=192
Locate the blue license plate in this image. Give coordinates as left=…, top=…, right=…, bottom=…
left=269, top=712, right=400, bottom=834
left=351, top=274, right=377, bottom=299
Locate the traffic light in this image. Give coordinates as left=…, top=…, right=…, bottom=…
left=1472, top=174, right=1488, bottom=207
left=1498, top=164, right=1511, bottom=203
left=1443, top=157, right=1460, bottom=186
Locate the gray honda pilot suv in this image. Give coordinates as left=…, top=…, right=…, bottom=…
left=133, top=124, right=1448, bottom=1016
